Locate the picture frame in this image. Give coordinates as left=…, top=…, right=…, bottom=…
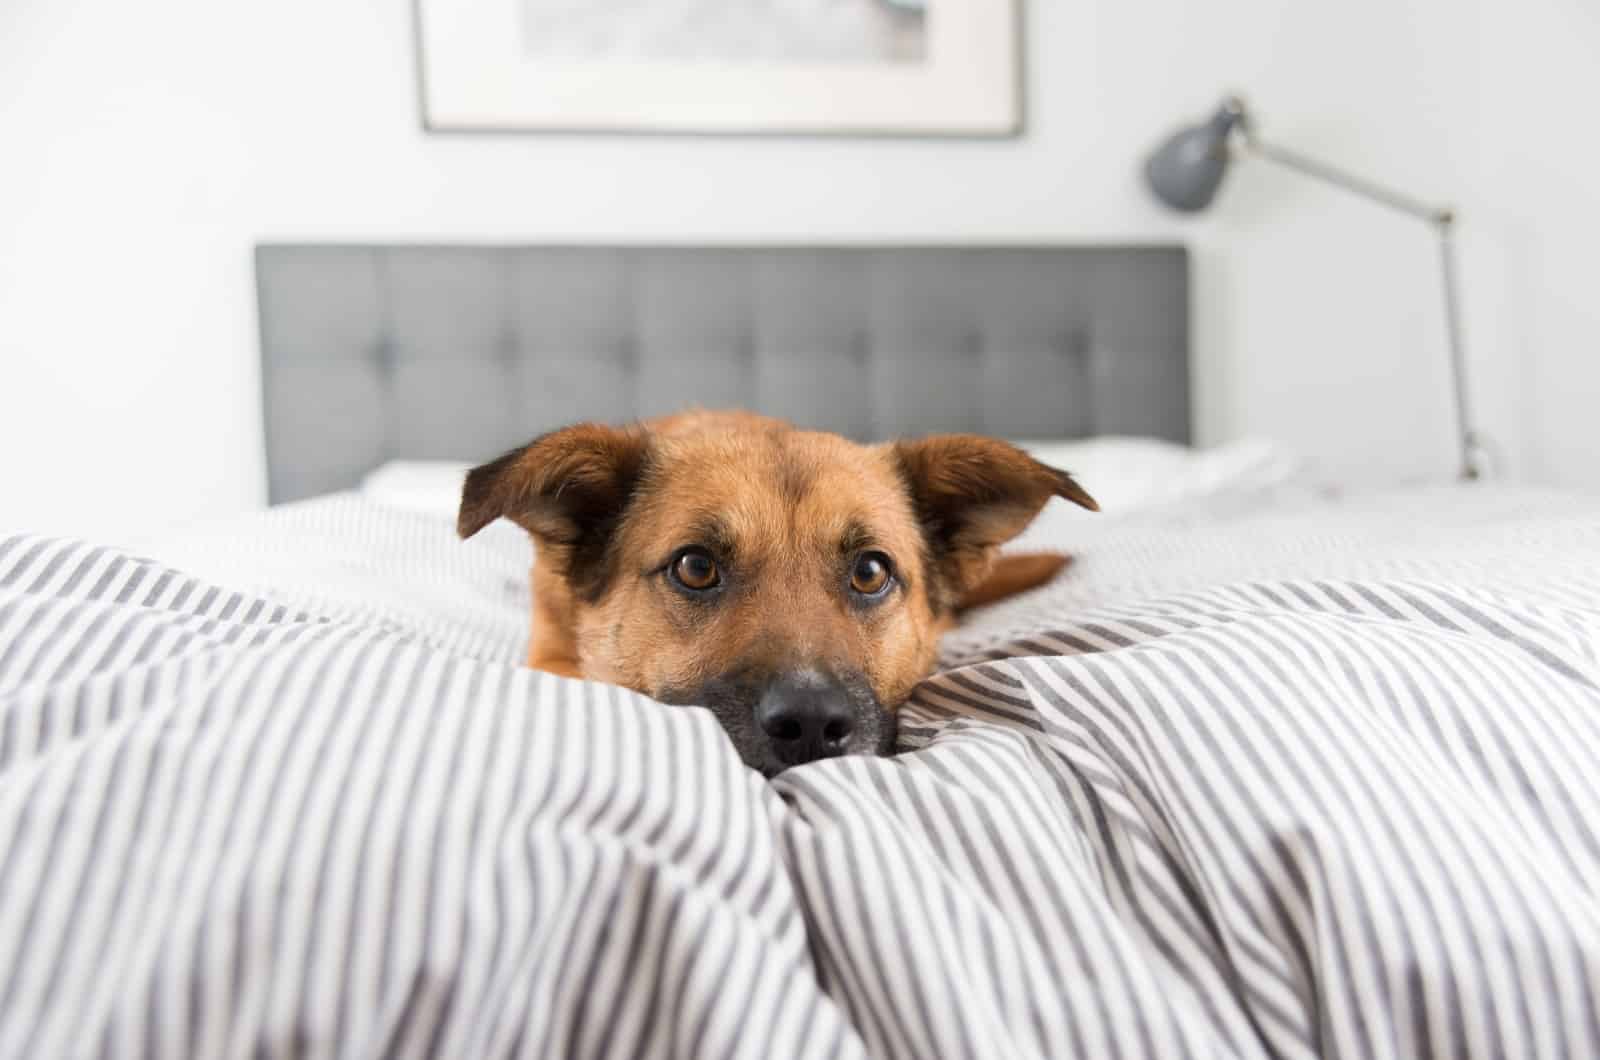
left=414, top=0, right=1021, bottom=137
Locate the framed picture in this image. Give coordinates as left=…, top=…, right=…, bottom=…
left=414, top=0, right=1021, bottom=136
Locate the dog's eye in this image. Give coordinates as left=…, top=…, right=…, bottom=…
left=849, top=552, right=893, bottom=596
left=670, top=548, right=721, bottom=592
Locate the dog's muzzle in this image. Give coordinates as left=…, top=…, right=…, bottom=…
left=669, top=665, right=896, bottom=776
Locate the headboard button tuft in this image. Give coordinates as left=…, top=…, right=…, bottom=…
left=371, top=338, right=397, bottom=379
left=848, top=332, right=870, bottom=365
left=495, top=332, right=518, bottom=368
left=615, top=337, right=640, bottom=375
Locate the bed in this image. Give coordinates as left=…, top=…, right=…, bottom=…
left=3, top=245, right=1599, bottom=1059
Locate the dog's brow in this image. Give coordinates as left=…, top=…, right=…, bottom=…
left=683, top=514, right=738, bottom=558
left=839, top=520, right=876, bottom=555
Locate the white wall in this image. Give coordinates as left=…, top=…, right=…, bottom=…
left=1468, top=0, right=1600, bottom=488
left=1, top=0, right=1594, bottom=544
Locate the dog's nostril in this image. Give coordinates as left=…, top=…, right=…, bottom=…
left=772, top=718, right=803, bottom=742
left=822, top=719, right=850, bottom=744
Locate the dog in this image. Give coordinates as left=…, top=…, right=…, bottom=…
left=457, top=411, right=1097, bottom=776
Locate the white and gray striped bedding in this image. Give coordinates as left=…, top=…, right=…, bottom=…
left=4, top=484, right=1600, bottom=1058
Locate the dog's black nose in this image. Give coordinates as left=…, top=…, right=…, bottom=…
left=757, top=672, right=855, bottom=766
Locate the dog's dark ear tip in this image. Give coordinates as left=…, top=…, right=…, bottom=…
left=457, top=457, right=511, bottom=540
left=456, top=500, right=496, bottom=539
left=1050, top=469, right=1100, bottom=513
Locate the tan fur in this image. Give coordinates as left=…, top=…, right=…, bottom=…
left=526, top=552, right=583, bottom=678
left=459, top=411, right=1096, bottom=723
left=957, top=553, right=1075, bottom=612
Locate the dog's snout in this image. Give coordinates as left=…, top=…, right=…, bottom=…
left=757, top=672, right=855, bottom=766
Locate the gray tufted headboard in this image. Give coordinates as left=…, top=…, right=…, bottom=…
left=255, top=244, right=1189, bottom=503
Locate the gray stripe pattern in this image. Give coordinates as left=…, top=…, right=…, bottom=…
left=3, top=483, right=1600, bottom=1057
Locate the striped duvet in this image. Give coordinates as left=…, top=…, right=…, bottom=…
left=3, top=484, right=1600, bottom=1059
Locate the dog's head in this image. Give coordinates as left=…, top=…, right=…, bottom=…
left=458, top=416, right=1095, bottom=776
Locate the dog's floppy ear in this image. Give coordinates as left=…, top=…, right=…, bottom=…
left=458, top=423, right=650, bottom=559
left=892, top=434, right=1097, bottom=610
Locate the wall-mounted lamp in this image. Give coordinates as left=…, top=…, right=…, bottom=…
left=1145, top=96, right=1488, bottom=481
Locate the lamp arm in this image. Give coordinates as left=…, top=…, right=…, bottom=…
left=1242, top=137, right=1452, bottom=225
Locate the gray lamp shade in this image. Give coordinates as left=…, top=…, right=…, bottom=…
left=1145, top=99, right=1247, bottom=212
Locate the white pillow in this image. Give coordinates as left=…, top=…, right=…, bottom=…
left=1010, top=436, right=1306, bottom=515
left=360, top=461, right=472, bottom=516
left=358, top=437, right=1305, bottom=520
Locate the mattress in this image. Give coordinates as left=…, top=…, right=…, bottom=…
left=3, top=483, right=1600, bottom=1058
